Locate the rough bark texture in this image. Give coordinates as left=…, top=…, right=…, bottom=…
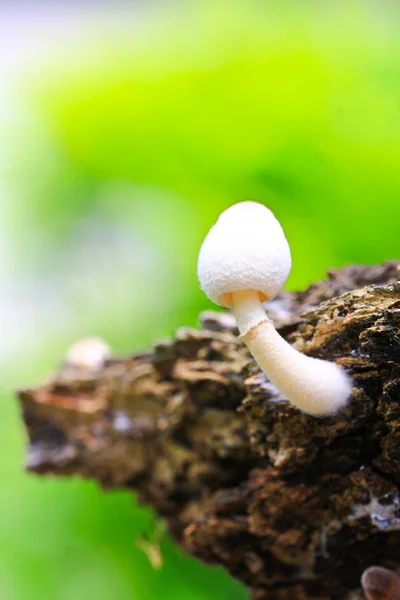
left=18, top=262, right=400, bottom=600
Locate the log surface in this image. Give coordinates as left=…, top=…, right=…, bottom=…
left=18, top=262, right=400, bottom=600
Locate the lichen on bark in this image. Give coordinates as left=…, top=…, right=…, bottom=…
left=18, top=262, right=400, bottom=599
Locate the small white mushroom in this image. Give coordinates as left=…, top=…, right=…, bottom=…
left=197, top=201, right=352, bottom=416
left=64, top=337, right=111, bottom=371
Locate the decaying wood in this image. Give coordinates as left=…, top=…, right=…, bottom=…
left=18, top=262, right=400, bottom=600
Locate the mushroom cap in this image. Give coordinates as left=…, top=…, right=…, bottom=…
left=197, top=201, right=291, bottom=307
left=361, top=566, right=400, bottom=600
left=64, top=337, right=111, bottom=370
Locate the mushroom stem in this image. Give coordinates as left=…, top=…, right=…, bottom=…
left=231, top=290, right=352, bottom=416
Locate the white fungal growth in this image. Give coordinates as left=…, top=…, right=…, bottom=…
left=349, top=493, right=400, bottom=531
left=197, top=201, right=353, bottom=416
left=64, top=337, right=111, bottom=371
left=112, top=411, right=132, bottom=433
left=198, top=201, right=291, bottom=307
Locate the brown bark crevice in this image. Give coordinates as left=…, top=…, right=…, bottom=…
left=18, top=262, right=400, bottom=600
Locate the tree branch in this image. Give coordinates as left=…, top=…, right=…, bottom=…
left=18, top=262, right=400, bottom=600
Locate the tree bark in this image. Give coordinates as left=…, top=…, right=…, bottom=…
left=18, top=262, right=400, bottom=600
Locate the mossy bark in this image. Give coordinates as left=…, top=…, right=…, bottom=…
left=18, top=262, right=400, bottom=600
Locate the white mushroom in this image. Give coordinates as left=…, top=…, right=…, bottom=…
left=64, top=337, right=111, bottom=371
left=197, top=201, right=352, bottom=416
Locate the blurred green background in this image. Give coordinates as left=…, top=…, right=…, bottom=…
left=1, top=1, right=400, bottom=598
